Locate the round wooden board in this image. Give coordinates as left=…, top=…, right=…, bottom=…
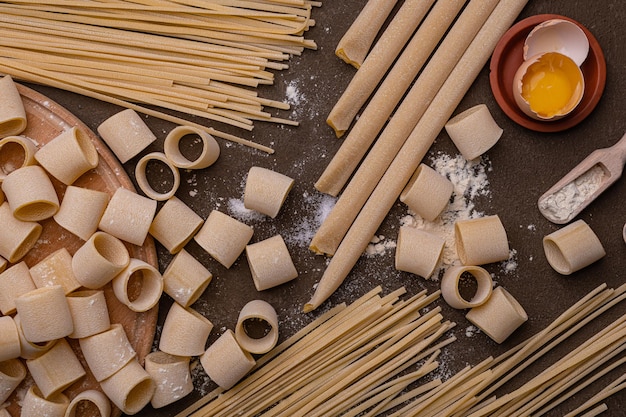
left=4, top=84, right=158, bottom=417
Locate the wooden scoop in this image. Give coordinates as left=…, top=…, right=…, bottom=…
left=538, top=131, right=626, bottom=224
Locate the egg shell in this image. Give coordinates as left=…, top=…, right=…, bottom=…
left=523, top=19, right=590, bottom=66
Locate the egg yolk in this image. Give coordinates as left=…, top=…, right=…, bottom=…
left=521, top=52, right=583, bottom=118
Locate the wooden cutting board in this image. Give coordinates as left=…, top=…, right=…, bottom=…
left=4, top=84, right=158, bottom=417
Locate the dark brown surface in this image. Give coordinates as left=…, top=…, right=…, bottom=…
left=19, top=1, right=626, bottom=415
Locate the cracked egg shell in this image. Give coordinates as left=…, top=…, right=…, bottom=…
left=524, top=19, right=590, bottom=66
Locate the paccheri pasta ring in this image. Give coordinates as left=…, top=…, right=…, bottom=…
left=440, top=265, right=493, bottom=309
left=164, top=125, right=220, bottom=169
left=135, top=151, right=180, bottom=201
left=0, top=135, right=37, bottom=180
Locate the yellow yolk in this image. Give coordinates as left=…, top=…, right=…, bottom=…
left=520, top=52, right=583, bottom=118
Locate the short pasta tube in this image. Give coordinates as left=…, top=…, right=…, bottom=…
left=200, top=329, right=256, bottom=390
left=144, top=351, right=193, bottom=409
left=455, top=215, right=510, bottom=266
left=135, top=152, right=180, bottom=201
left=15, top=285, right=73, bottom=343
left=54, top=185, right=109, bottom=241
left=99, top=358, right=155, bottom=415
left=466, top=286, right=528, bottom=344
left=97, top=108, right=156, bottom=164
left=235, top=300, right=279, bottom=354
left=26, top=338, right=86, bottom=399
left=79, top=323, right=137, bottom=382
left=243, top=166, right=294, bottom=218
left=98, top=187, right=157, bottom=246
left=400, top=164, right=453, bottom=221
left=0, top=135, right=37, bottom=180
left=0, top=261, right=36, bottom=315
left=0, top=316, right=20, bottom=362
left=34, top=126, right=99, bottom=185
left=72, top=231, right=130, bottom=289
left=21, top=385, right=69, bottom=417
left=29, top=247, right=82, bottom=294
left=445, top=104, right=503, bottom=161
left=159, top=302, right=213, bottom=357
left=194, top=210, right=253, bottom=269
left=543, top=219, right=606, bottom=275
left=64, top=390, right=111, bottom=417
left=0, top=358, right=27, bottom=404
left=164, top=125, right=220, bottom=169
left=112, top=258, right=163, bottom=313
left=0, top=256, right=6, bottom=273
left=0, top=75, right=27, bottom=137
left=13, top=314, right=57, bottom=360
left=440, top=265, right=493, bottom=309
left=162, top=249, right=212, bottom=308
left=246, top=235, right=298, bottom=291
left=149, top=196, right=203, bottom=254
left=0, top=202, right=42, bottom=263
left=395, top=226, right=444, bottom=279
left=66, top=290, right=111, bottom=339
left=2, top=165, right=59, bottom=222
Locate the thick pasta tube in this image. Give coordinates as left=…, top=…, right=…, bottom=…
left=21, top=385, right=69, bottom=417
left=98, top=187, right=157, bottom=246
left=465, top=286, right=528, bottom=343
left=2, top=165, right=59, bottom=222
left=0, top=202, right=42, bottom=263
left=444, top=104, right=503, bottom=160
left=440, top=265, right=493, bottom=309
left=72, top=231, right=130, bottom=289
left=29, top=248, right=81, bottom=294
left=162, top=249, right=212, bottom=308
left=64, top=390, right=111, bottom=417
left=0, top=261, right=36, bottom=315
left=112, top=258, right=163, bottom=313
left=97, top=108, right=156, bottom=164
left=0, top=135, right=38, bottom=180
left=99, top=358, right=155, bottom=415
left=400, top=164, right=454, bottom=221
left=200, top=329, right=256, bottom=390
left=164, top=125, right=220, bottom=169
left=194, top=210, right=253, bottom=268
left=0, top=75, right=27, bottom=137
left=26, top=338, right=86, bottom=399
left=235, top=300, right=279, bottom=354
left=0, top=256, right=6, bottom=273
left=79, top=323, right=136, bottom=382
left=34, top=126, right=99, bottom=185
left=0, top=316, right=20, bottom=362
left=54, top=185, right=109, bottom=241
left=159, top=302, right=213, bottom=357
left=243, top=166, right=294, bottom=218
left=144, top=351, right=193, bottom=409
left=15, top=285, right=73, bottom=343
left=246, top=235, right=298, bottom=291
left=135, top=152, right=180, bottom=201
left=0, top=358, right=27, bottom=404
left=149, top=196, right=203, bottom=254
left=543, top=219, right=606, bottom=275
left=335, top=0, right=399, bottom=68
left=13, top=314, right=57, bottom=360
left=455, top=215, right=510, bottom=266
left=66, top=290, right=111, bottom=339
left=394, top=227, right=444, bottom=279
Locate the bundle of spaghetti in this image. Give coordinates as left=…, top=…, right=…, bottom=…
left=178, top=286, right=457, bottom=417
left=0, top=0, right=320, bottom=152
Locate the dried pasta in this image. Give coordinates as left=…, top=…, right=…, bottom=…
left=455, top=215, right=510, bottom=266
left=543, top=219, right=606, bottom=275
left=112, top=258, right=163, bottom=312
left=243, top=166, right=294, bottom=218
left=465, top=286, right=527, bottom=344
left=66, top=290, right=111, bottom=339
left=99, top=357, right=155, bottom=415
left=20, top=385, right=69, bottom=417
left=194, top=210, right=254, bottom=268
left=0, top=135, right=37, bottom=180
left=164, top=125, right=220, bottom=169
left=0, top=316, right=20, bottom=362
left=162, top=248, right=212, bottom=308
left=144, top=351, right=193, bottom=409
left=0, top=201, right=42, bottom=263
left=0, top=75, right=26, bottom=137
left=64, top=390, right=111, bottom=417
left=53, top=185, right=110, bottom=241
left=440, top=265, right=493, bottom=309
left=98, top=187, right=157, bottom=246
left=29, top=247, right=82, bottom=294
left=200, top=329, right=256, bottom=390
left=0, top=256, right=5, bottom=273
left=444, top=104, right=503, bottom=160
left=149, top=196, right=203, bottom=254
left=34, top=126, right=99, bottom=185
left=1, top=165, right=59, bottom=221
left=159, top=302, right=214, bottom=357
left=394, top=226, right=444, bottom=279
left=400, top=163, right=453, bottom=222
left=0, top=358, right=27, bottom=404
left=235, top=300, right=279, bottom=354
left=13, top=314, right=56, bottom=360
left=0, top=261, right=36, bottom=315
left=72, top=231, right=130, bottom=289
left=135, top=151, right=180, bottom=201
left=79, top=323, right=137, bottom=382
left=97, top=109, right=157, bottom=164
left=14, top=285, right=73, bottom=343
left=246, top=234, right=298, bottom=291
left=26, top=338, right=86, bottom=399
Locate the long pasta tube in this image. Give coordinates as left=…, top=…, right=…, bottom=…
left=305, top=0, right=530, bottom=312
